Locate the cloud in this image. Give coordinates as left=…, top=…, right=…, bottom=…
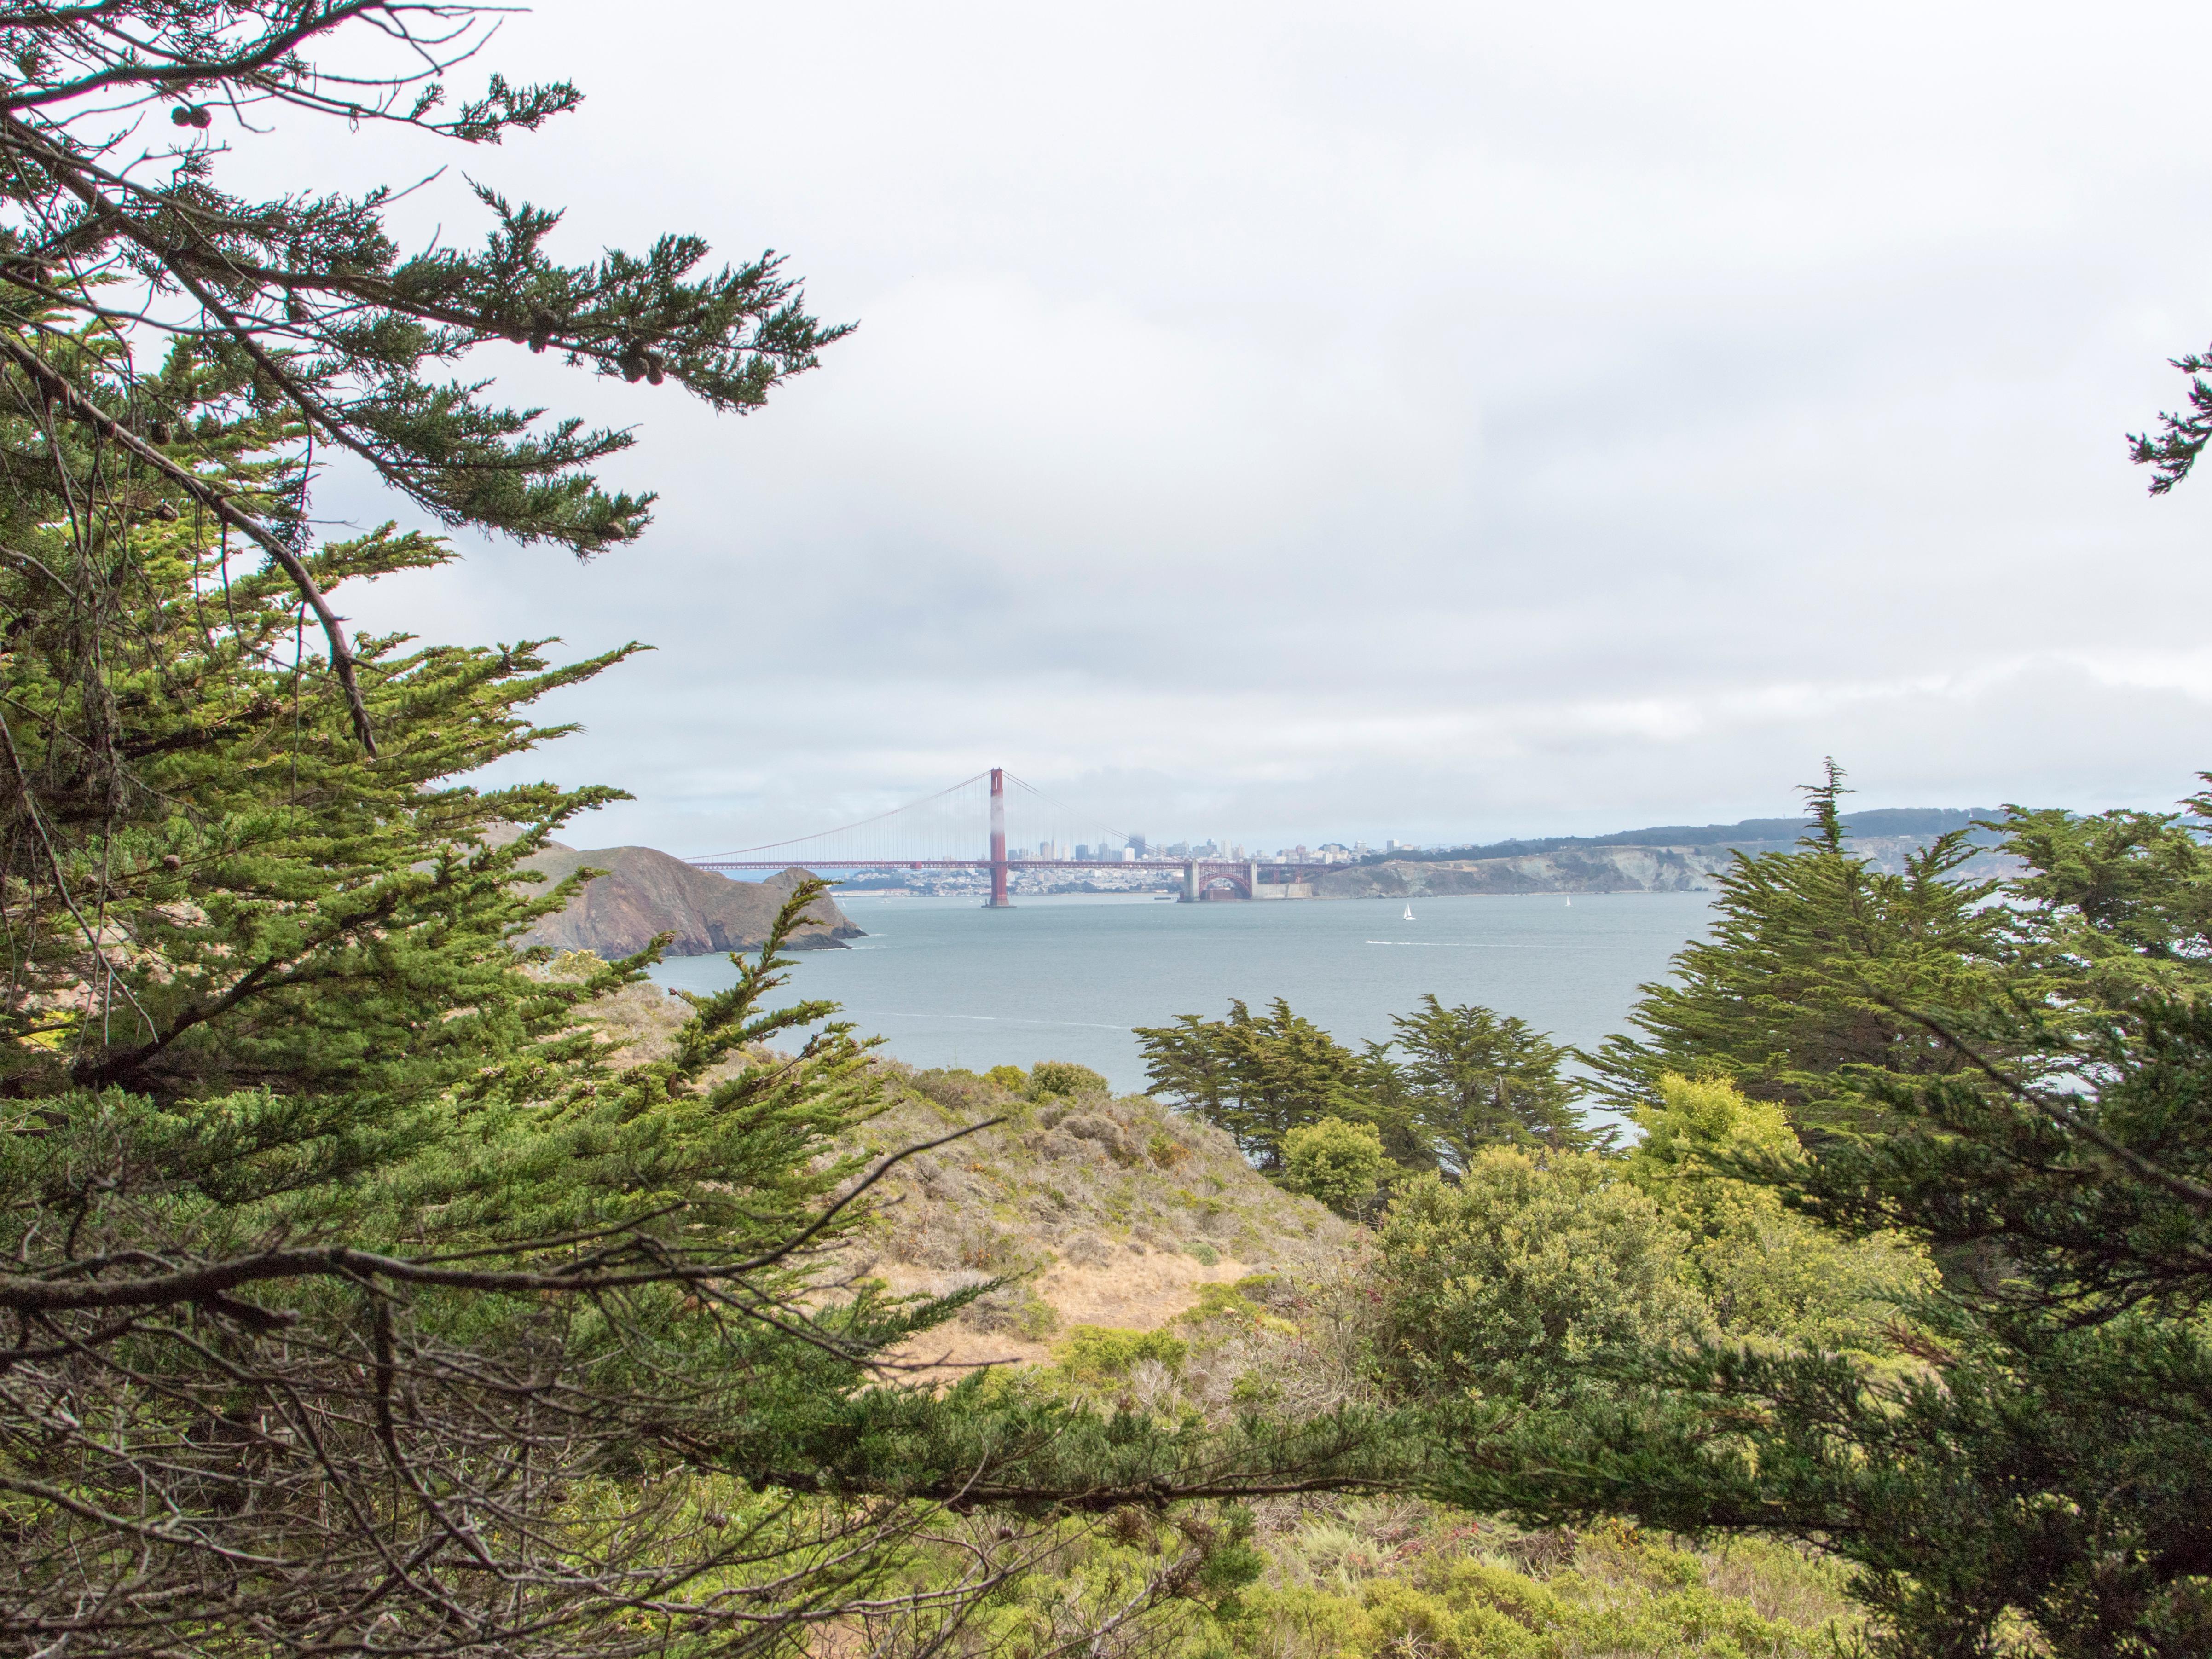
left=295, top=0, right=2212, bottom=852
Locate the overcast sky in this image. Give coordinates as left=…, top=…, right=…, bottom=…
left=288, top=0, right=2212, bottom=854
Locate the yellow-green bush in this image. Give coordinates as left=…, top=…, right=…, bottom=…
left=1031, top=1058, right=1111, bottom=1099
left=1280, top=1117, right=1386, bottom=1218
left=1375, top=1152, right=1711, bottom=1403
left=1054, top=1324, right=1191, bottom=1382
left=1178, top=1280, right=1298, bottom=1339
left=1234, top=1501, right=1856, bottom=1659
left=1242, top=1584, right=1381, bottom=1659
left=1627, top=1075, right=1936, bottom=1355
left=1363, top=1578, right=1547, bottom=1659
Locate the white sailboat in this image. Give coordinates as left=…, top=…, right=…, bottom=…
left=1565, top=896, right=1573, bottom=907
left=1403, top=903, right=1415, bottom=921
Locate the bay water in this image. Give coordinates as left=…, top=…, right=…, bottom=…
left=647, top=890, right=1716, bottom=1108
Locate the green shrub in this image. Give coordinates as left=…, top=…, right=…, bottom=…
left=1030, top=1059, right=1110, bottom=1099
left=986, top=1064, right=1029, bottom=1095
left=1376, top=1151, right=1712, bottom=1404
left=1189, top=1241, right=1220, bottom=1267
left=1243, top=1501, right=1855, bottom=1659
left=1281, top=1117, right=1386, bottom=1218
left=1244, top=1584, right=1382, bottom=1658
left=1229, top=1371, right=1281, bottom=1409
left=1052, top=1325, right=1190, bottom=1382
left=1014, top=1290, right=1060, bottom=1341
left=1364, top=1578, right=1546, bottom=1659
left=1627, top=1074, right=1936, bottom=1355
left=1178, top=1282, right=1297, bottom=1338
left=1420, top=1556, right=1561, bottom=1630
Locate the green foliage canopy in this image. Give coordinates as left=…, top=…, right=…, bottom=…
left=0, top=10, right=1412, bottom=1654
left=1587, top=763, right=2013, bottom=1134
left=1623, top=1075, right=1935, bottom=1356
left=1137, top=997, right=1378, bottom=1169
left=1391, top=994, right=1610, bottom=1161
left=1141, top=994, right=1604, bottom=1183
left=1280, top=1115, right=1388, bottom=1217
left=1437, top=774, right=2212, bottom=1659
left=1376, top=1152, right=1712, bottom=1407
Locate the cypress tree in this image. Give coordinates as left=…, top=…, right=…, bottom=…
left=1389, top=995, right=1609, bottom=1162
left=0, top=12, right=1407, bottom=1652
left=1137, top=997, right=1404, bottom=1169
left=1586, top=761, right=2015, bottom=1134
left=1433, top=782, right=2212, bottom=1658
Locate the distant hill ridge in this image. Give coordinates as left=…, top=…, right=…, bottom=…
left=1382, top=806, right=1999, bottom=866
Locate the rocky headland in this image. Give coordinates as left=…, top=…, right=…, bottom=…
left=514, top=844, right=864, bottom=957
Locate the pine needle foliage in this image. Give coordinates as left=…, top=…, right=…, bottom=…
left=0, top=0, right=847, bottom=751
left=1586, top=761, right=2013, bottom=1133
left=1140, top=995, right=1607, bottom=1179
left=0, top=12, right=1414, bottom=1655
left=1136, top=999, right=1378, bottom=1171
left=1389, top=995, right=1609, bottom=1161
left=2129, top=343, right=2212, bottom=493
left=1434, top=782, right=2212, bottom=1659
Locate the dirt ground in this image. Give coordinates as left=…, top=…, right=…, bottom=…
left=878, top=1246, right=1261, bottom=1376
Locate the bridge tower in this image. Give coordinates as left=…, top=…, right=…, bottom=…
left=986, top=767, right=1011, bottom=908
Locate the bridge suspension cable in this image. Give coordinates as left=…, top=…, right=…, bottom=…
left=689, top=769, right=1147, bottom=868
left=1002, top=770, right=1136, bottom=853
left=689, top=771, right=989, bottom=863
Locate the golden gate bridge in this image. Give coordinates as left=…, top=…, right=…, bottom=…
left=688, top=767, right=1338, bottom=908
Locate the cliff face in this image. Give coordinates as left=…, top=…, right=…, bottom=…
left=515, top=848, right=863, bottom=958
left=1317, top=846, right=1726, bottom=898
left=1316, top=836, right=2017, bottom=899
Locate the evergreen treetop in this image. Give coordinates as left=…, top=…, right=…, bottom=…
left=1390, top=994, right=1610, bottom=1161
left=1136, top=997, right=1378, bottom=1169
left=0, top=0, right=846, bottom=751
left=1587, top=760, right=2014, bottom=1132
left=1438, top=770, right=2212, bottom=1658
